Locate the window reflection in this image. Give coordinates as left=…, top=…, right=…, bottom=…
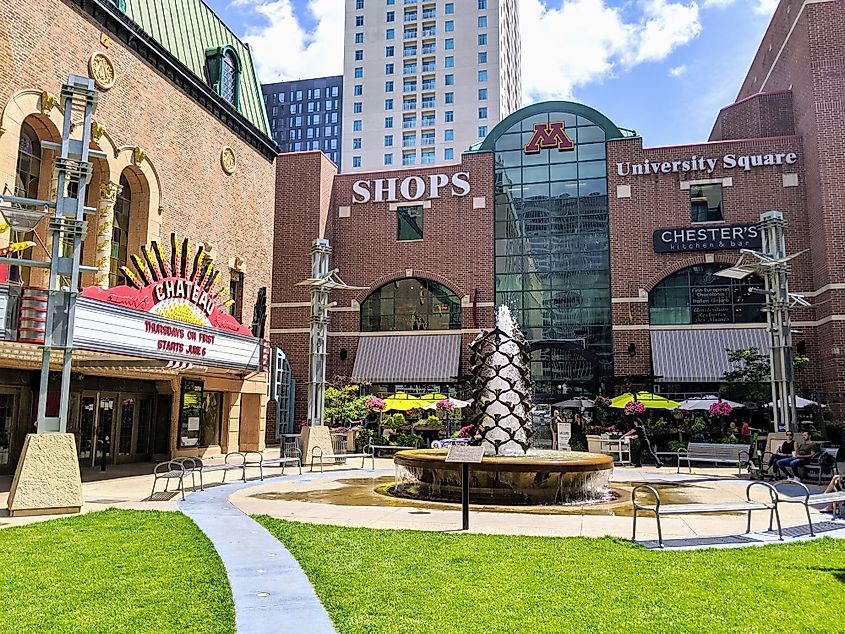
left=360, top=278, right=461, bottom=332
left=492, top=112, right=613, bottom=394
left=649, top=264, right=765, bottom=325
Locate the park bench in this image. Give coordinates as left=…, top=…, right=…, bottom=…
left=247, top=448, right=304, bottom=480
left=675, top=442, right=752, bottom=475
left=310, top=445, right=375, bottom=473
left=171, top=453, right=248, bottom=491
left=365, top=443, right=419, bottom=457
left=631, top=482, right=782, bottom=547
left=151, top=460, right=187, bottom=500
left=774, top=478, right=845, bottom=537
left=801, top=448, right=840, bottom=485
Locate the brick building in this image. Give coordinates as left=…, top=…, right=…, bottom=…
left=0, top=0, right=276, bottom=472
left=270, top=0, right=842, bottom=439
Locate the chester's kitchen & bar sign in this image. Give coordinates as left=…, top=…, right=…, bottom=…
left=653, top=224, right=762, bottom=253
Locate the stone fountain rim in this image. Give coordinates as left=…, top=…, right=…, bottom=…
left=394, top=448, right=614, bottom=473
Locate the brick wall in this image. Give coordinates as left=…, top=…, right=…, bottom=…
left=270, top=153, right=494, bottom=440
left=607, top=135, right=815, bottom=387
left=0, top=0, right=275, bottom=312
left=710, top=91, right=795, bottom=141
left=714, top=0, right=845, bottom=400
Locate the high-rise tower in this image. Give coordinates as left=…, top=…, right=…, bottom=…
left=341, top=0, right=521, bottom=172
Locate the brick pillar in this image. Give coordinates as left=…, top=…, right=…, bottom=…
left=94, top=180, right=121, bottom=288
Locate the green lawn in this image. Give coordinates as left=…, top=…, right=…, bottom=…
left=256, top=517, right=845, bottom=634
left=0, top=509, right=234, bottom=634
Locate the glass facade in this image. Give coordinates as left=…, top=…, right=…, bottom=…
left=485, top=105, right=620, bottom=398
left=361, top=278, right=461, bottom=332
left=649, top=264, right=765, bottom=325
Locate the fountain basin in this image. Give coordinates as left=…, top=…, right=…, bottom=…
left=394, top=449, right=614, bottom=505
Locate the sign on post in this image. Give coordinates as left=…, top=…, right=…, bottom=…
left=445, top=445, right=484, bottom=530
left=445, top=445, right=485, bottom=464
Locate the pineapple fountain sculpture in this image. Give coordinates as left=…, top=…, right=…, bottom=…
left=471, top=306, right=534, bottom=456
left=393, top=306, right=614, bottom=505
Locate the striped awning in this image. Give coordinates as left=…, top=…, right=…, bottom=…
left=351, top=334, right=462, bottom=384
left=651, top=328, right=768, bottom=382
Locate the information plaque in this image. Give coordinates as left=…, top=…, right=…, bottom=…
left=445, top=445, right=485, bottom=464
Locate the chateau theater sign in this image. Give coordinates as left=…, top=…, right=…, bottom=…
left=617, top=152, right=798, bottom=176
left=76, top=234, right=266, bottom=371
left=653, top=224, right=762, bottom=253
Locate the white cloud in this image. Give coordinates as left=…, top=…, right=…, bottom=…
left=753, top=0, right=779, bottom=14
left=520, top=0, right=701, bottom=103
left=669, top=64, right=687, bottom=77
left=238, top=0, right=343, bottom=82
left=237, top=0, right=777, bottom=104
left=701, top=0, right=778, bottom=14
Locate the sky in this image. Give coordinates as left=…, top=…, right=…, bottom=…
left=207, top=0, right=779, bottom=147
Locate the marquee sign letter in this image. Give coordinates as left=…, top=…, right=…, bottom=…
left=524, top=122, right=575, bottom=154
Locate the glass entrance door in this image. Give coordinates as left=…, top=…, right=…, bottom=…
left=78, top=393, right=117, bottom=467
left=95, top=395, right=116, bottom=466
left=0, top=390, right=18, bottom=469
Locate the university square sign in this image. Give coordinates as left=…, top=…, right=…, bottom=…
left=653, top=224, right=762, bottom=253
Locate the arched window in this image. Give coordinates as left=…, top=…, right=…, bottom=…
left=221, top=50, right=239, bottom=106
left=360, top=278, right=461, bottom=332
left=649, top=264, right=765, bottom=326
left=110, top=173, right=131, bottom=286
left=15, top=122, right=41, bottom=198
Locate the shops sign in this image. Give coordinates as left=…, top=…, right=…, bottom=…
left=653, top=224, right=762, bottom=253
left=352, top=172, right=471, bottom=204
left=524, top=122, right=575, bottom=154
left=617, top=152, right=798, bottom=177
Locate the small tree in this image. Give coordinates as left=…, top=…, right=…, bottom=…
left=324, top=385, right=368, bottom=426
left=721, top=348, right=770, bottom=407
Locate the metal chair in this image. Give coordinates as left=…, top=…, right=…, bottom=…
left=151, top=461, right=186, bottom=501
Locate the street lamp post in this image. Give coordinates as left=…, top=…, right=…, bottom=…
left=716, top=210, right=807, bottom=432
left=295, top=239, right=366, bottom=426
left=2, top=75, right=100, bottom=516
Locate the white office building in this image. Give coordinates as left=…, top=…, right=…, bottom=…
left=341, top=0, right=521, bottom=172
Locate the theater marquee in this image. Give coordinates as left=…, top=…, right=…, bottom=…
left=653, top=224, right=762, bottom=253
left=77, top=233, right=266, bottom=371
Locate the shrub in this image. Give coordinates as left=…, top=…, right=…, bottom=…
left=383, top=413, right=406, bottom=430
left=668, top=440, right=688, bottom=452
left=419, top=415, right=442, bottom=428
left=396, top=433, right=424, bottom=448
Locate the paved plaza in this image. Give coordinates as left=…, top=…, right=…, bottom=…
left=3, top=453, right=843, bottom=547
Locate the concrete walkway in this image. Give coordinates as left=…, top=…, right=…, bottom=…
left=179, top=478, right=337, bottom=634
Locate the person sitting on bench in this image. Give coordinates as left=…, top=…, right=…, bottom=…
left=775, top=430, right=820, bottom=481
left=821, top=475, right=842, bottom=514
left=769, top=431, right=796, bottom=477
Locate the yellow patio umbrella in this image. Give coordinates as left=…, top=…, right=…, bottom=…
left=418, top=392, right=448, bottom=405
left=610, top=391, right=680, bottom=409
left=382, top=392, right=428, bottom=411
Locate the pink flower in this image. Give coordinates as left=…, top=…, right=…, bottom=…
left=624, top=401, right=646, bottom=415
left=366, top=398, right=385, bottom=412
left=458, top=424, right=475, bottom=438
left=435, top=398, right=455, bottom=412
left=709, top=401, right=733, bottom=417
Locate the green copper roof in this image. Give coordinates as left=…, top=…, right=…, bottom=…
left=122, top=0, right=270, bottom=136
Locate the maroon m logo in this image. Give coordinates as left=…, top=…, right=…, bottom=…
left=523, top=122, right=575, bottom=154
